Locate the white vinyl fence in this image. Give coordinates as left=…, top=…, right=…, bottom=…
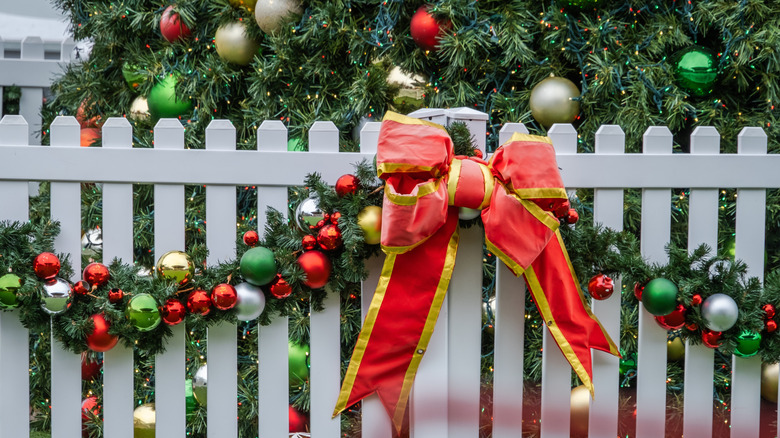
left=0, top=109, right=775, bottom=438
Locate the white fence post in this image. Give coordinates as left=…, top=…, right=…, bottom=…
left=446, top=107, right=489, bottom=157
left=49, top=115, right=83, bottom=438
left=20, top=37, right=44, bottom=146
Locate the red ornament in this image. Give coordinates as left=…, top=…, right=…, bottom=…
left=74, top=280, right=91, bottom=296
left=289, top=405, right=309, bottom=433
left=108, top=288, right=124, bottom=303
left=323, top=213, right=331, bottom=222
left=76, top=100, right=102, bottom=129
left=80, top=128, right=101, bottom=147
left=317, top=224, right=343, bottom=251
left=566, top=209, right=579, bottom=224
left=330, top=211, right=341, bottom=224
left=633, top=282, right=645, bottom=301
left=554, top=200, right=571, bottom=218
left=83, top=263, right=110, bottom=287
left=269, top=275, right=293, bottom=299
left=211, top=283, right=238, bottom=310
left=473, top=149, right=483, bottom=159
left=187, top=289, right=212, bottom=316
left=587, top=274, right=614, bottom=300
left=243, top=230, right=260, bottom=247
left=86, top=314, right=118, bottom=353
left=654, top=304, right=687, bottom=330
left=160, top=6, right=192, bottom=43
left=33, top=252, right=61, bottom=281
left=162, top=299, right=187, bottom=326
left=685, top=321, right=698, bottom=332
left=691, top=294, right=703, bottom=306
left=701, top=329, right=723, bottom=348
left=302, top=235, right=317, bottom=251
left=335, top=174, right=359, bottom=197
left=297, top=250, right=332, bottom=289
left=410, top=5, right=451, bottom=52
left=81, top=396, right=101, bottom=422
left=315, top=219, right=326, bottom=229
left=81, top=353, right=101, bottom=381
left=767, top=320, right=778, bottom=333
left=763, top=303, right=776, bottom=319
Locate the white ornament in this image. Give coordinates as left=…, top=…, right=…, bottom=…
left=129, top=96, right=150, bottom=121
left=254, top=0, right=302, bottom=34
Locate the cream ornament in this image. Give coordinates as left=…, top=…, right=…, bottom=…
left=129, top=96, right=150, bottom=121
left=254, top=0, right=302, bottom=34
left=529, top=75, right=581, bottom=128
left=215, top=21, right=259, bottom=65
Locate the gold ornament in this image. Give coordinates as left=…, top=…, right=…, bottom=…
left=129, top=96, right=150, bottom=122
left=133, top=403, right=156, bottom=438
left=228, top=0, right=257, bottom=12
left=155, top=251, right=195, bottom=286
left=215, top=22, right=259, bottom=65
left=761, top=362, right=779, bottom=403
left=570, top=385, right=590, bottom=436
left=667, top=337, right=685, bottom=361
left=529, top=76, right=581, bottom=128
left=357, top=206, right=382, bottom=245
left=254, top=0, right=302, bottom=34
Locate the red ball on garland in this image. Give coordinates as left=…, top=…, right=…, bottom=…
left=160, top=6, right=192, bottom=43
left=335, top=174, right=359, bottom=197
left=473, top=149, right=483, bottom=159
left=691, top=294, right=703, bottom=306
left=654, top=304, right=687, bottom=330
left=211, top=283, right=238, bottom=310
left=243, top=230, right=259, bottom=247
left=80, top=128, right=101, bottom=147
left=701, top=329, right=723, bottom=348
left=81, top=396, right=101, bottom=422
left=269, top=274, right=293, bottom=299
left=162, top=298, right=187, bottom=326
left=33, top=252, right=61, bottom=281
left=302, top=235, right=317, bottom=251
left=289, top=404, right=309, bottom=433
left=74, top=280, right=91, bottom=296
left=410, top=5, right=451, bottom=52
left=587, top=274, right=614, bottom=300
left=81, top=353, right=101, bottom=381
left=83, top=262, right=110, bottom=287
left=297, top=250, right=332, bottom=289
left=767, top=320, right=778, bottom=333
left=86, top=314, right=118, bottom=353
left=108, top=288, right=124, bottom=304
left=330, top=211, right=341, bottom=224
left=633, top=282, right=645, bottom=301
left=763, top=303, right=776, bottom=319
left=317, top=224, right=343, bottom=251
left=685, top=321, right=698, bottom=332
left=187, top=289, right=212, bottom=316
left=553, top=200, right=570, bottom=218
left=566, top=209, right=579, bottom=224
left=315, top=219, right=326, bottom=229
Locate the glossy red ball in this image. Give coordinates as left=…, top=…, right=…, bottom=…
left=243, top=230, right=259, bottom=247
left=691, top=294, right=703, bottom=306
left=566, top=209, right=579, bottom=224
left=766, top=320, right=778, bottom=333
left=83, top=263, right=110, bottom=287
left=685, top=321, right=699, bottom=332
left=588, top=274, right=614, bottom=300
left=317, top=224, right=343, bottom=251
left=74, top=280, right=91, bottom=296
left=86, top=314, right=118, bottom=352
left=289, top=404, right=309, bottom=433
left=162, top=299, right=187, bottom=326
left=297, top=250, right=332, bottom=289
left=81, top=353, right=101, bottom=381
left=211, top=283, right=238, bottom=310
left=701, top=329, right=723, bottom=348
left=554, top=200, right=571, bottom=218
left=81, top=396, right=101, bottom=422
left=410, top=5, right=451, bottom=51
left=335, top=174, right=359, bottom=197
left=763, top=303, right=776, bottom=319
left=269, top=275, right=293, bottom=299
left=302, top=235, right=317, bottom=251
left=33, top=252, right=61, bottom=281
left=654, top=304, right=687, bottom=330
left=330, top=211, right=341, bottom=224
left=315, top=219, right=326, bottom=229
left=160, top=6, right=192, bottom=43
left=108, top=288, right=124, bottom=304
left=633, top=282, right=645, bottom=301
left=187, top=289, right=212, bottom=316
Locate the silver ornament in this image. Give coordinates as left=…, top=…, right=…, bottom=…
left=40, top=278, right=73, bottom=315
left=701, top=293, right=739, bottom=332
left=234, top=282, right=266, bottom=321
left=529, top=76, right=581, bottom=128
left=81, top=228, right=103, bottom=256
left=294, top=197, right=324, bottom=233
left=192, top=363, right=207, bottom=407
left=458, top=207, right=481, bottom=221
left=254, top=0, right=302, bottom=34
left=215, top=22, right=259, bottom=65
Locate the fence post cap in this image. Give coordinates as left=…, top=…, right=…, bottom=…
left=206, top=119, right=234, bottom=130
left=0, top=115, right=28, bottom=126
left=102, top=117, right=132, bottom=128
left=445, top=107, right=489, bottom=121
left=548, top=123, right=576, bottom=135
left=595, top=124, right=624, bottom=137
left=50, top=116, right=80, bottom=127
left=258, top=120, right=286, bottom=131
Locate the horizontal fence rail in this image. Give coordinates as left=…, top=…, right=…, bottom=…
left=0, top=110, right=775, bottom=438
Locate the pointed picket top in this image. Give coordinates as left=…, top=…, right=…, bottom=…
left=0, top=115, right=29, bottom=146
left=21, top=36, right=44, bottom=59
left=690, top=126, right=719, bottom=154
left=257, top=120, right=287, bottom=151
left=548, top=123, right=577, bottom=154
left=50, top=116, right=80, bottom=147
left=154, top=118, right=185, bottom=149
left=446, top=107, right=489, bottom=121
left=498, top=123, right=529, bottom=145
left=206, top=119, right=236, bottom=151
left=595, top=125, right=625, bottom=154
left=102, top=117, right=132, bottom=149
left=359, top=122, right=382, bottom=154
left=309, top=121, right=339, bottom=152
left=738, top=127, right=767, bottom=155
left=642, top=126, right=673, bottom=154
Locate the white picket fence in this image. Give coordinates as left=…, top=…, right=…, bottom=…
left=0, top=108, right=775, bottom=438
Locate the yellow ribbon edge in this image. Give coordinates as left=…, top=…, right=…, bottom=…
left=447, top=159, right=463, bottom=206
left=383, top=110, right=447, bottom=132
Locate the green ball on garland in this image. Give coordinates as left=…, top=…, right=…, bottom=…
left=734, top=330, right=762, bottom=358
left=126, top=293, right=162, bottom=332
left=122, top=62, right=147, bottom=91
left=0, top=273, right=22, bottom=309
left=672, top=46, right=718, bottom=97
left=641, top=278, right=678, bottom=316
left=289, top=341, right=310, bottom=387
left=147, top=74, right=193, bottom=119
left=240, top=246, right=277, bottom=286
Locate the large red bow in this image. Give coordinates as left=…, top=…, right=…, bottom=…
left=334, top=112, right=619, bottom=432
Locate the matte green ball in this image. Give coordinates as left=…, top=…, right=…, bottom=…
left=289, top=341, right=310, bottom=387
left=734, top=330, right=762, bottom=358
left=147, top=75, right=193, bottom=119
left=0, top=274, right=22, bottom=309
left=641, top=278, right=679, bottom=316
left=240, top=246, right=277, bottom=286
left=126, top=293, right=162, bottom=332
left=673, top=46, right=718, bottom=97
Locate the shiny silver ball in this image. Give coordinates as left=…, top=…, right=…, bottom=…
left=234, top=282, right=266, bottom=321
left=192, top=363, right=207, bottom=407
left=294, top=197, right=324, bottom=233
left=701, top=293, right=739, bottom=332
left=81, top=228, right=103, bottom=256
left=40, top=277, right=73, bottom=315
left=529, top=76, right=581, bottom=128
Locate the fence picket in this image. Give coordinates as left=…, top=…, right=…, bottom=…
left=730, top=127, right=768, bottom=438
left=101, top=117, right=135, bottom=438
left=49, top=116, right=83, bottom=438
left=20, top=37, right=44, bottom=146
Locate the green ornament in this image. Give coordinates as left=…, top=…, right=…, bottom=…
left=289, top=341, right=310, bottom=387
left=619, top=353, right=637, bottom=377
left=121, top=62, right=147, bottom=91
left=673, top=46, right=718, bottom=97
left=0, top=274, right=22, bottom=309
left=287, top=138, right=304, bottom=151
left=126, top=293, right=162, bottom=332
left=147, top=74, right=193, bottom=119
left=185, top=378, right=196, bottom=418
left=734, top=330, right=762, bottom=358
left=641, top=278, right=679, bottom=316
left=240, top=246, right=277, bottom=286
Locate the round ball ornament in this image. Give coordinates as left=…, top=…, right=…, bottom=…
left=654, top=304, right=687, bottom=330
left=155, top=250, right=195, bottom=286
left=129, top=96, right=150, bottom=122
left=254, top=0, right=302, bottom=34
left=83, top=262, right=110, bottom=287
left=691, top=294, right=703, bottom=306
left=570, top=385, right=590, bottom=436
left=297, top=250, right=331, bottom=289
left=761, top=362, right=779, bottom=403
left=148, top=74, right=193, bottom=119
left=243, top=230, right=259, bottom=247
left=234, top=282, right=266, bottom=321
left=229, top=0, right=258, bottom=11
left=126, top=293, right=162, bottom=332
left=210, top=283, right=238, bottom=310
left=133, top=403, right=156, bottom=438
left=335, top=174, right=358, bottom=197
left=763, top=303, right=776, bottom=319
left=289, top=341, right=310, bottom=387
left=108, top=288, right=124, bottom=304
left=80, top=128, right=101, bottom=147
left=192, top=364, right=208, bottom=406
left=641, top=278, right=679, bottom=316
left=34, top=252, right=61, bottom=281
left=734, top=330, right=762, bottom=358
left=269, top=274, right=292, bottom=299
left=86, top=314, right=119, bottom=352
left=240, top=246, right=277, bottom=286
left=410, top=5, right=451, bottom=52
left=40, top=278, right=73, bottom=315
left=633, top=282, right=645, bottom=301
left=0, top=273, right=22, bottom=309
left=529, top=76, right=581, bottom=128
left=160, top=6, right=192, bottom=43
left=357, top=205, right=382, bottom=245
left=767, top=320, right=778, bottom=333
left=162, top=298, right=186, bottom=326
left=667, top=337, right=685, bottom=361
left=587, top=274, right=614, bottom=300
left=215, top=22, right=259, bottom=65
left=81, top=396, right=101, bottom=421
left=289, top=405, right=309, bottom=433
left=459, top=207, right=481, bottom=221
left=701, top=293, right=739, bottom=332
left=317, top=224, right=343, bottom=251
left=701, top=329, right=723, bottom=349
left=295, top=197, right=325, bottom=232
left=566, top=209, right=580, bottom=224
left=187, top=289, right=212, bottom=316
left=81, top=228, right=103, bottom=256
left=122, top=62, right=146, bottom=90
left=81, top=353, right=101, bottom=380
left=74, top=280, right=90, bottom=296
left=302, top=235, right=317, bottom=251
left=672, top=46, right=718, bottom=97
